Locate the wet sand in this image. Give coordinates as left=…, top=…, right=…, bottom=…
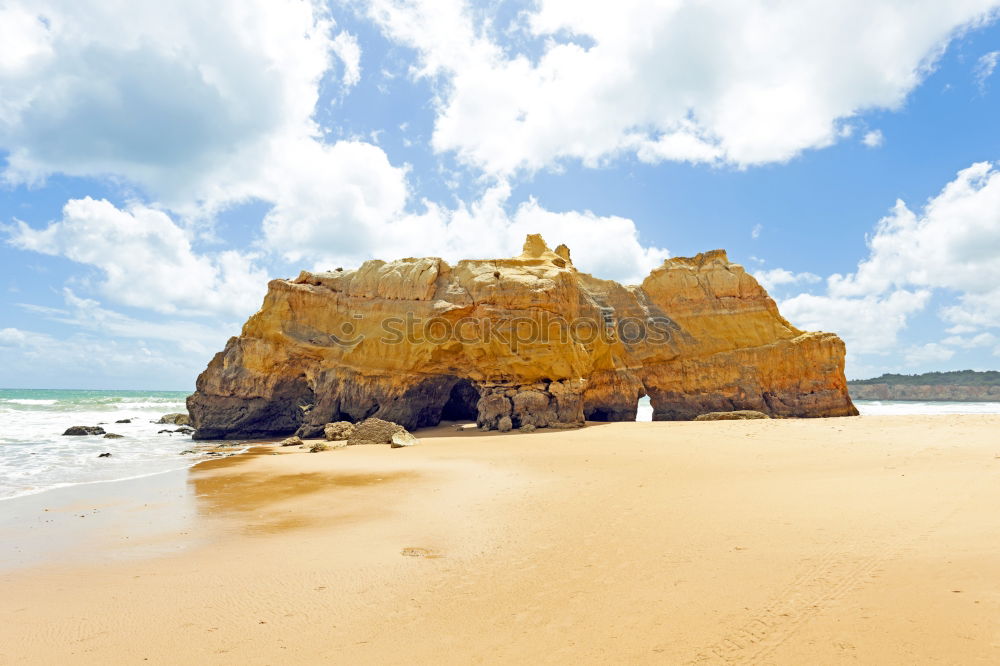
left=2, top=415, right=1000, bottom=664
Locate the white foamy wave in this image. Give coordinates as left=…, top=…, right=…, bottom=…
left=116, top=401, right=188, bottom=410
left=854, top=400, right=1000, bottom=415
left=0, top=389, right=216, bottom=501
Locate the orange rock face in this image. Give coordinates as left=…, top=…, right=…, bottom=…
left=188, top=235, right=857, bottom=439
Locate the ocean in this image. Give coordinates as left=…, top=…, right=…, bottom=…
left=0, top=389, right=207, bottom=501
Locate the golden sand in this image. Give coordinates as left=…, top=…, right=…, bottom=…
left=2, top=415, right=1000, bottom=664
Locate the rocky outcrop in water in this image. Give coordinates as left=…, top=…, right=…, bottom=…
left=188, top=235, right=857, bottom=439
left=63, top=425, right=106, bottom=436
left=156, top=413, right=191, bottom=426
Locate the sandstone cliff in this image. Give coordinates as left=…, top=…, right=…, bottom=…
left=849, top=384, right=1000, bottom=402
left=188, top=235, right=857, bottom=439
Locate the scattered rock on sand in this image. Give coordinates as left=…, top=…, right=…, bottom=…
left=280, top=436, right=303, bottom=447
left=694, top=410, right=771, bottom=421
left=519, top=424, right=537, bottom=433
left=63, top=426, right=106, bottom=436
left=156, top=413, right=191, bottom=426
left=323, top=421, right=354, bottom=441
left=347, top=417, right=406, bottom=446
left=98, top=452, right=112, bottom=458
left=309, top=442, right=329, bottom=453
left=115, top=418, right=132, bottom=424
left=103, top=433, right=124, bottom=439
left=390, top=431, right=419, bottom=448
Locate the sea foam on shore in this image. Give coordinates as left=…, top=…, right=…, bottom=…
left=0, top=389, right=203, bottom=501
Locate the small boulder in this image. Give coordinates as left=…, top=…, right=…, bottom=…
left=174, top=426, right=195, bottom=435
left=115, top=418, right=132, bottom=424
left=323, top=421, right=355, bottom=441
left=156, top=413, right=191, bottom=426
left=519, top=424, right=536, bottom=433
left=497, top=416, right=513, bottom=432
left=347, top=417, right=406, bottom=446
left=97, top=452, right=112, bottom=458
left=694, top=410, right=771, bottom=421
left=280, top=436, right=303, bottom=447
left=103, top=433, right=125, bottom=439
left=63, top=426, right=105, bottom=436
left=309, top=442, right=329, bottom=453
left=390, top=431, right=419, bottom=448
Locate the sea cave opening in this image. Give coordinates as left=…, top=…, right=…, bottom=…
left=440, top=378, right=480, bottom=422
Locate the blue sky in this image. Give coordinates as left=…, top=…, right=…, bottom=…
left=1, top=0, right=1000, bottom=390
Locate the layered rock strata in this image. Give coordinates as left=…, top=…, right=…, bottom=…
left=188, top=235, right=857, bottom=439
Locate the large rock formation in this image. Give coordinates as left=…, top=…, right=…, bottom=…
left=188, top=235, right=857, bottom=439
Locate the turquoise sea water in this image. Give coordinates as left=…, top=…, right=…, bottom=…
left=0, top=388, right=203, bottom=500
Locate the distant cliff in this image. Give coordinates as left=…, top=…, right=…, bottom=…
left=849, top=371, right=1000, bottom=402
left=188, top=235, right=857, bottom=439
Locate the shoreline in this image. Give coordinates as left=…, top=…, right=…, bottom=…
left=5, top=399, right=998, bottom=503
left=2, top=415, right=1000, bottom=663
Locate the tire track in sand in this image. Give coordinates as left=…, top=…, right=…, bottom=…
left=686, top=472, right=992, bottom=665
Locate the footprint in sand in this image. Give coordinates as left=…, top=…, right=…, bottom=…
left=401, top=547, right=441, bottom=558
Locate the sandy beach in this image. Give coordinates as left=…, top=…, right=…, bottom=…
left=2, top=415, right=1000, bottom=664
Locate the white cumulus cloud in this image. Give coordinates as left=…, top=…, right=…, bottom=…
left=862, top=130, right=885, bottom=148
left=774, top=161, right=1000, bottom=366
left=753, top=268, right=820, bottom=292
left=265, top=179, right=669, bottom=285
left=904, top=342, right=956, bottom=365
left=367, top=0, right=1000, bottom=174
left=8, top=198, right=268, bottom=318
left=0, top=0, right=353, bottom=214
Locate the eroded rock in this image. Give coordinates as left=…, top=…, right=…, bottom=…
left=323, top=421, right=355, bottom=441
left=347, top=417, right=406, bottom=446
left=390, top=431, right=419, bottom=448
left=157, top=413, right=191, bottom=426
left=280, top=436, right=303, bottom=447
left=188, top=235, right=857, bottom=439
left=694, top=410, right=771, bottom=421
